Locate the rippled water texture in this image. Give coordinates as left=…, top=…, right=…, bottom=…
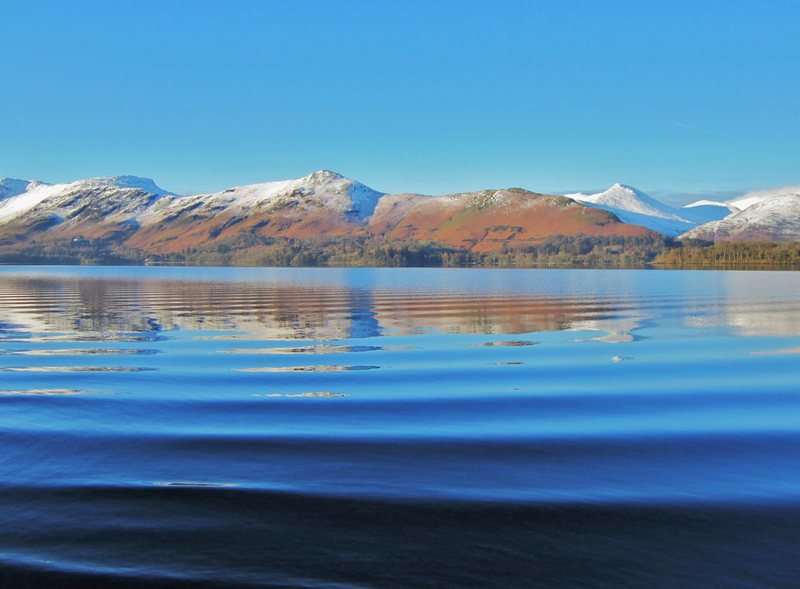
left=1, top=266, right=799, bottom=588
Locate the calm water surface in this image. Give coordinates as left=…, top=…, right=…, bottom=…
left=1, top=266, right=799, bottom=588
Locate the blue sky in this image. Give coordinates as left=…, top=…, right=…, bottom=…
left=1, top=0, right=798, bottom=201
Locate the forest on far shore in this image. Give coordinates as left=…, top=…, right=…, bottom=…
left=1, top=234, right=799, bottom=270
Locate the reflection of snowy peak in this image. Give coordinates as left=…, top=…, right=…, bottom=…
left=566, top=183, right=696, bottom=236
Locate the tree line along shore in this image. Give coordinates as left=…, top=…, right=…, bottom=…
left=1, top=235, right=799, bottom=269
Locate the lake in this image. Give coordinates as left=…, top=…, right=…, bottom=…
left=1, top=266, right=799, bottom=588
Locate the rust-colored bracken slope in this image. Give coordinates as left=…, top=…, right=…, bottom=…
left=368, top=189, right=652, bottom=252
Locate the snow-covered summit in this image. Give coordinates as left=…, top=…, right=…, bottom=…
left=567, top=183, right=685, bottom=219
left=0, top=175, right=173, bottom=224
left=0, top=181, right=65, bottom=223
left=69, top=176, right=174, bottom=197
left=149, top=170, right=385, bottom=223
left=675, top=184, right=800, bottom=232
left=565, top=183, right=695, bottom=236
left=680, top=184, right=800, bottom=215
left=306, top=169, right=344, bottom=182
left=727, top=184, right=800, bottom=211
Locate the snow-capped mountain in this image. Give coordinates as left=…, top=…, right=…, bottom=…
left=565, top=183, right=697, bottom=236
left=681, top=191, right=800, bottom=241
left=0, top=176, right=174, bottom=239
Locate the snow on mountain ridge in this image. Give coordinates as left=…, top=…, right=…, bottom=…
left=0, top=176, right=173, bottom=224
left=565, top=183, right=696, bottom=236
left=568, top=183, right=689, bottom=220
left=0, top=182, right=69, bottom=223
left=681, top=192, right=800, bottom=241
left=143, top=170, right=384, bottom=224
left=683, top=199, right=737, bottom=209
left=727, top=185, right=800, bottom=211
left=74, top=176, right=174, bottom=197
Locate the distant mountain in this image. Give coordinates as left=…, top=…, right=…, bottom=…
left=681, top=191, right=800, bottom=241
left=565, top=184, right=696, bottom=236
left=727, top=185, right=800, bottom=211
left=369, top=188, right=651, bottom=252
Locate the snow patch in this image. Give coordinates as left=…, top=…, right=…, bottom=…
left=0, top=182, right=65, bottom=223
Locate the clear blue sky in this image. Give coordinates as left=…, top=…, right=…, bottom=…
left=2, top=0, right=798, bottom=200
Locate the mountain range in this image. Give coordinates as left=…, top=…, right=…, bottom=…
left=0, top=171, right=798, bottom=261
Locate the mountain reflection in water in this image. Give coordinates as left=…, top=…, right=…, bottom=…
left=1, top=266, right=800, bottom=589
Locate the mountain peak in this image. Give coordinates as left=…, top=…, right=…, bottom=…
left=304, top=170, right=345, bottom=183
left=606, top=183, right=643, bottom=194
left=566, top=183, right=695, bottom=236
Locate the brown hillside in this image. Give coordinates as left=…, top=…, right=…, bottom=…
left=368, top=189, right=653, bottom=252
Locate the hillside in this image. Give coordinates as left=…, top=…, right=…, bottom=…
left=369, top=188, right=651, bottom=252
